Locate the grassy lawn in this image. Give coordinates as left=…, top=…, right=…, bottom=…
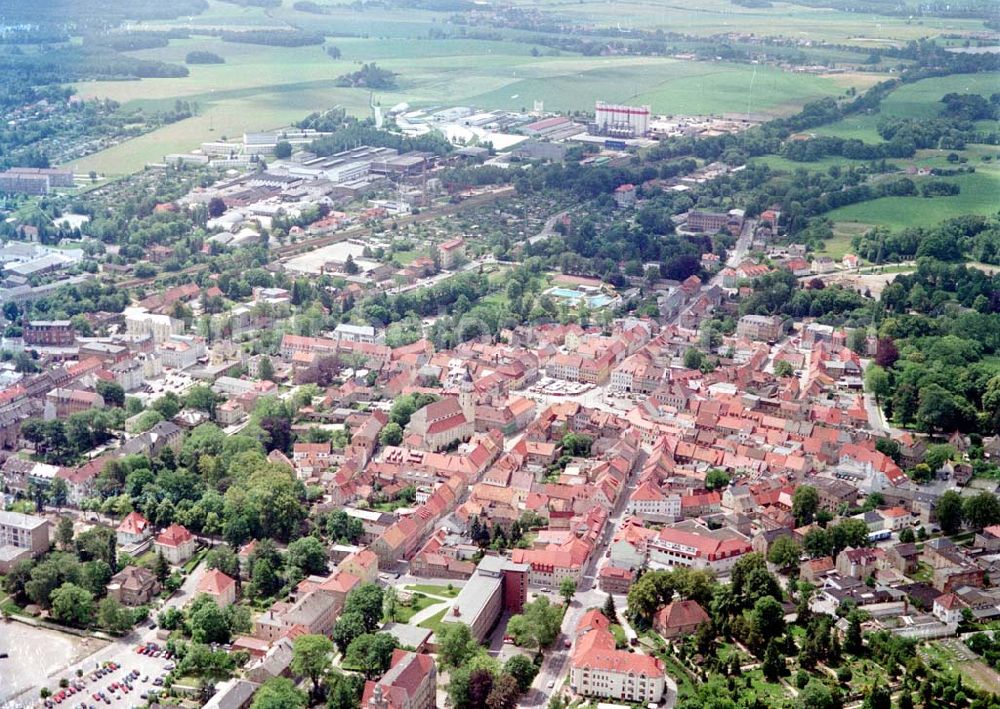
left=752, top=154, right=865, bottom=173
left=745, top=668, right=791, bottom=704
left=418, top=608, right=449, bottom=633
left=657, top=651, right=697, bottom=698
left=406, top=584, right=459, bottom=598
left=133, top=551, right=158, bottom=569
left=391, top=249, right=423, bottom=265
left=1, top=595, right=28, bottom=617
left=389, top=594, right=445, bottom=624
left=610, top=623, right=627, bottom=648
left=373, top=499, right=411, bottom=513
left=911, top=561, right=934, bottom=583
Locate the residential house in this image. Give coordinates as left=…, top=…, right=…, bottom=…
left=653, top=600, right=710, bottom=640
left=570, top=610, right=666, bottom=703
left=117, top=511, right=152, bottom=547
left=153, top=524, right=196, bottom=565
left=197, top=569, right=238, bottom=608
left=361, top=650, right=436, bottom=709
left=107, top=565, right=160, bottom=606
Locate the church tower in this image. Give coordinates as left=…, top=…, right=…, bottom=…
left=458, top=369, right=475, bottom=422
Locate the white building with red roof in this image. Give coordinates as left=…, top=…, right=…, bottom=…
left=932, top=592, right=963, bottom=625
left=197, top=569, right=238, bottom=608
left=570, top=609, right=666, bottom=703
left=648, top=523, right=752, bottom=574
left=116, top=511, right=152, bottom=547
left=437, top=237, right=465, bottom=270
left=627, top=480, right=680, bottom=522
left=153, top=523, right=196, bottom=565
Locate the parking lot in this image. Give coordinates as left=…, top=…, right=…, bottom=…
left=31, top=639, right=176, bottom=709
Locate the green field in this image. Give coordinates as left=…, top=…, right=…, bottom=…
left=825, top=167, right=1000, bottom=230
left=505, top=0, right=987, bottom=44
left=66, top=0, right=937, bottom=175
left=815, top=71, right=1000, bottom=142
left=817, top=222, right=871, bottom=259
left=71, top=38, right=855, bottom=174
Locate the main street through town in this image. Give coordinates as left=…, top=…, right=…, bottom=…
left=521, top=444, right=655, bottom=707
left=517, top=217, right=756, bottom=706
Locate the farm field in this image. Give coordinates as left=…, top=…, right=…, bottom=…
left=824, top=166, right=1000, bottom=230
left=814, top=71, right=1000, bottom=142
left=71, top=36, right=857, bottom=174
left=505, top=0, right=987, bottom=44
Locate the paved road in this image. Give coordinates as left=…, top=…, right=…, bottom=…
left=528, top=209, right=572, bottom=245
left=10, top=558, right=210, bottom=708
left=522, top=448, right=648, bottom=707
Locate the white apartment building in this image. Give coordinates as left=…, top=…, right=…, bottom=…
left=125, top=308, right=184, bottom=343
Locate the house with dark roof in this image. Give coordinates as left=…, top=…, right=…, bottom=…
left=107, top=565, right=160, bottom=606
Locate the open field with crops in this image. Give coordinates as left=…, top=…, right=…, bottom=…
left=504, top=0, right=988, bottom=44
left=67, top=0, right=993, bottom=175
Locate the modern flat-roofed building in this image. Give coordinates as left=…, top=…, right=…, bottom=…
left=334, top=323, right=384, bottom=345
left=5, top=167, right=74, bottom=188
left=0, top=510, right=49, bottom=572
left=444, top=556, right=528, bottom=642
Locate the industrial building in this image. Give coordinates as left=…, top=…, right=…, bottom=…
left=23, top=321, right=75, bottom=347
left=592, top=102, right=651, bottom=138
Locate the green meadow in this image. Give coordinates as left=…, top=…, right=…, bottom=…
left=824, top=167, right=1000, bottom=230
left=814, top=71, right=1000, bottom=142
left=504, top=0, right=987, bottom=44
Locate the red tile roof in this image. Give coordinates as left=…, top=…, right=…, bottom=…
left=117, top=511, right=150, bottom=536
left=197, top=569, right=236, bottom=597
left=155, top=523, right=193, bottom=547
